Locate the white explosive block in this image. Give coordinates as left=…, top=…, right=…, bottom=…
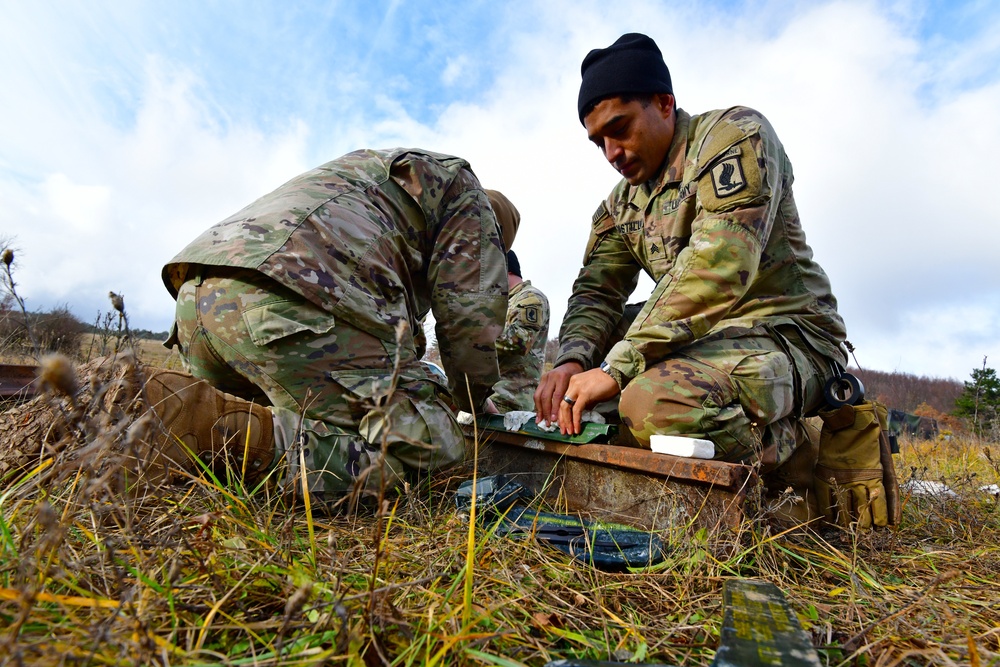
left=649, top=434, right=716, bottom=459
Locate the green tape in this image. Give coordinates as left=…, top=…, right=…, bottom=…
left=475, top=414, right=614, bottom=444
left=712, top=579, right=821, bottom=667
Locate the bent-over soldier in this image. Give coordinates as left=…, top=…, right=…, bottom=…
left=156, top=148, right=519, bottom=506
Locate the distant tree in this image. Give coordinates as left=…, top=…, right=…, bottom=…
left=0, top=303, right=85, bottom=358
left=850, top=367, right=963, bottom=414
left=913, top=401, right=965, bottom=436
left=0, top=291, right=17, bottom=353
left=33, top=305, right=87, bottom=355
left=131, top=328, right=170, bottom=341
left=954, top=359, right=1000, bottom=439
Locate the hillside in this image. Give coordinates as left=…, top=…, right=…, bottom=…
left=849, top=367, right=963, bottom=415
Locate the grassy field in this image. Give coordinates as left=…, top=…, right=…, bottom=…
left=0, top=355, right=998, bottom=666
left=0, top=335, right=181, bottom=370
left=81, top=334, right=183, bottom=370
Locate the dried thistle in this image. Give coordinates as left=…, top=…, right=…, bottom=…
left=2, top=247, right=12, bottom=267
left=37, top=352, right=78, bottom=398
left=108, top=291, right=125, bottom=314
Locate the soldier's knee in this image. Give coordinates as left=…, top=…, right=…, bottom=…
left=619, top=358, right=720, bottom=426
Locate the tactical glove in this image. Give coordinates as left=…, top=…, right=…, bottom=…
left=815, top=401, right=888, bottom=529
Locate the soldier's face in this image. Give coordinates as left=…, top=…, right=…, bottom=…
left=584, top=94, right=675, bottom=186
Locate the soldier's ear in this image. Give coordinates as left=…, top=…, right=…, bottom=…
left=653, top=93, right=674, bottom=118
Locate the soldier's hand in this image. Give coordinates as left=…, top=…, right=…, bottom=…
left=558, top=369, right=620, bottom=436
left=534, top=362, right=584, bottom=425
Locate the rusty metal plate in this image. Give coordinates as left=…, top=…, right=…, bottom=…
left=0, top=364, right=38, bottom=400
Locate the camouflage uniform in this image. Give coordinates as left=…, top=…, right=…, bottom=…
left=557, top=108, right=848, bottom=466
left=162, top=148, right=508, bottom=503
left=490, top=280, right=550, bottom=412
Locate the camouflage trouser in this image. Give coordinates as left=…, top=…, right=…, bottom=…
left=618, top=326, right=835, bottom=468
left=171, top=268, right=465, bottom=504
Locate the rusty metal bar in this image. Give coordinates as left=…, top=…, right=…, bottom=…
left=0, top=363, right=37, bottom=400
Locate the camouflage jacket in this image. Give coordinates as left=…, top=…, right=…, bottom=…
left=163, top=148, right=508, bottom=410
left=556, top=107, right=848, bottom=385
left=491, top=279, right=550, bottom=412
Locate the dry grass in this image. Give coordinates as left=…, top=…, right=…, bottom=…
left=1, top=336, right=181, bottom=370
left=79, top=334, right=183, bottom=370
left=0, top=358, right=998, bottom=666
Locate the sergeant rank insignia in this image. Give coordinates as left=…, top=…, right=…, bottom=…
left=710, top=156, right=746, bottom=198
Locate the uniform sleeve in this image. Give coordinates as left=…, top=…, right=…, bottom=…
left=605, top=125, right=779, bottom=382
left=495, top=288, right=548, bottom=355
left=555, top=200, right=641, bottom=369
left=428, top=169, right=508, bottom=411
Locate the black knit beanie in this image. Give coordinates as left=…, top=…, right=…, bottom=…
left=577, top=33, right=673, bottom=123
left=506, top=249, right=521, bottom=278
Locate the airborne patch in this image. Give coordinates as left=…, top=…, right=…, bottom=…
left=710, top=157, right=746, bottom=198
left=525, top=306, right=539, bottom=324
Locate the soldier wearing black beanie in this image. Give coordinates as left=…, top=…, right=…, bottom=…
left=577, top=33, right=673, bottom=123
left=539, top=33, right=866, bottom=530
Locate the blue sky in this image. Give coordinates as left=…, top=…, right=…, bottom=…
left=2, top=0, right=999, bottom=381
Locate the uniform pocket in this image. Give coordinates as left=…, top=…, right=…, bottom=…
left=730, top=348, right=795, bottom=424
left=242, top=298, right=336, bottom=347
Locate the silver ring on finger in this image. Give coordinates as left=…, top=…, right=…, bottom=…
left=563, top=396, right=576, bottom=406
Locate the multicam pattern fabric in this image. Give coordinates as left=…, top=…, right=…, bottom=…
left=163, top=149, right=508, bottom=501
left=164, top=148, right=508, bottom=413
left=620, top=333, right=803, bottom=463
left=491, top=280, right=550, bottom=412
left=557, top=107, right=848, bottom=462
left=172, top=270, right=467, bottom=503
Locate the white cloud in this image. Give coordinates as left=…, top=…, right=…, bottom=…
left=2, top=53, right=311, bottom=327
left=43, top=174, right=111, bottom=233
left=441, top=55, right=470, bottom=86
left=1, top=0, right=997, bottom=382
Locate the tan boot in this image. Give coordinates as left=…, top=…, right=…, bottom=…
left=140, top=371, right=275, bottom=486
left=762, top=418, right=822, bottom=526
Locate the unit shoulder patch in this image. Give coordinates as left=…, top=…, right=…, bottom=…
left=524, top=305, right=539, bottom=324
left=710, top=157, right=747, bottom=198
left=697, top=138, right=763, bottom=213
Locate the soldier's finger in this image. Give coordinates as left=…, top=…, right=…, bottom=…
left=558, top=397, right=573, bottom=435
left=533, top=379, right=546, bottom=418
left=848, top=486, right=870, bottom=529
left=550, top=377, right=572, bottom=424
left=534, top=375, right=554, bottom=423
